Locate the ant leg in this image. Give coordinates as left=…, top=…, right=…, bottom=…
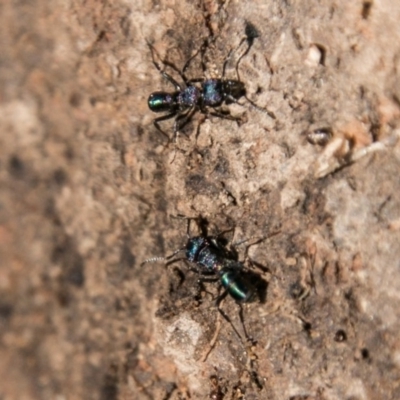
left=214, top=226, right=236, bottom=243
left=186, top=218, right=192, bottom=239
left=172, top=107, right=198, bottom=142
left=245, top=96, right=276, bottom=119
left=210, top=110, right=242, bottom=122
left=221, top=47, right=235, bottom=79
left=165, top=256, right=188, bottom=268
left=201, top=297, right=223, bottom=362
left=153, top=112, right=177, bottom=142
left=186, top=78, right=204, bottom=85
left=215, top=291, right=245, bottom=345
left=236, top=301, right=264, bottom=390
left=148, top=40, right=207, bottom=85
left=207, top=107, right=244, bottom=123
left=147, top=41, right=183, bottom=90
left=169, top=214, right=207, bottom=238
left=149, top=41, right=207, bottom=84
left=198, top=38, right=210, bottom=75
left=185, top=217, right=193, bottom=238
left=194, top=113, right=207, bottom=144
left=160, top=71, right=182, bottom=91
left=226, top=94, right=276, bottom=119
left=161, top=59, right=187, bottom=85
left=181, top=39, right=208, bottom=82
left=196, top=275, right=221, bottom=300
left=237, top=303, right=254, bottom=344
left=243, top=239, right=265, bottom=260
left=198, top=276, right=219, bottom=283
left=202, top=289, right=257, bottom=364
left=213, top=284, right=263, bottom=388
left=240, top=229, right=281, bottom=262
left=233, top=236, right=266, bottom=249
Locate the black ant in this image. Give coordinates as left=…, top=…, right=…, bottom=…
left=141, top=216, right=278, bottom=363
left=147, top=22, right=274, bottom=143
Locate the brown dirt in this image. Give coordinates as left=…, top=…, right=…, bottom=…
left=1, top=1, right=400, bottom=399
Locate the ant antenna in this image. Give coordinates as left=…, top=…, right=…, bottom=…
left=223, top=22, right=275, bottom=119
left=235, top=21, right=260, bottom=81
left=141, top=256, right=166, bottom=266
left=222, top=22, right=260, bottom=81
left=141, top=246, right=186, bottom=266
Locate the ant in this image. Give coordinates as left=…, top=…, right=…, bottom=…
left=141, top=216, right=277, bottom=360
left=142, top=216, right=261, bottom=303
left=147, top=22, right=274, bottom=143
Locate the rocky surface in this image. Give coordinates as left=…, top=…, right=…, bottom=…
left=1, top=1, right=400, bottom=399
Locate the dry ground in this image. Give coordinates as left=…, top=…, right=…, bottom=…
left=1, top=1, right=400, bottom=399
